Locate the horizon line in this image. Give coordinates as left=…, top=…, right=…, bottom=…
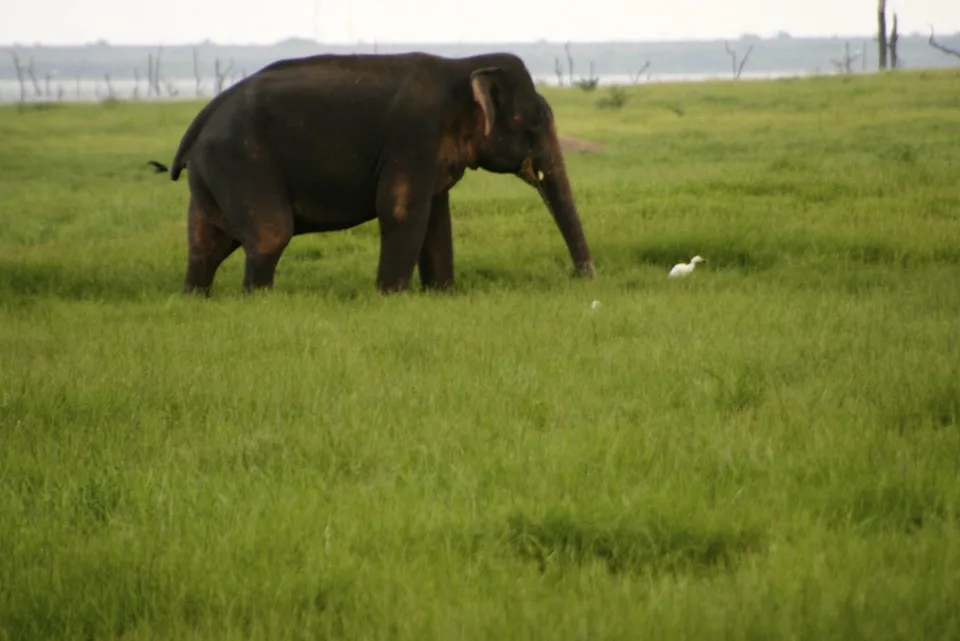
left=5, top=31, right=956, bottom=49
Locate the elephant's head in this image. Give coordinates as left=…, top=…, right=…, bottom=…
left=462, top=56, right=595, bottom=278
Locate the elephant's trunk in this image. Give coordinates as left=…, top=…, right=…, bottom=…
left=522, top=125, right=595, bottom=278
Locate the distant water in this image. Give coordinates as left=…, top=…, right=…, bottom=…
left=535, top=70, right=812, bottom=86
left=0, top=70, right=813, bottom=104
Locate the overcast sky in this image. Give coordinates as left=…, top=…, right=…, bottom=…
left=2, top=0, right=958, bottom=46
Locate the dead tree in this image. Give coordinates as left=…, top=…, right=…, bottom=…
left=157, top=46, right=165, bottom=96
left=554, top=57, right=564, bottom=87
left=889, top=13, right=899, bottom=68
left=831, top=42, right=861, bottom=74
left=147, top=53, right=155, bottom=97
left=149, top=47, right=163, bottom=97
left=928, top=26, right=960, bottom=59
left=44, top=72, right=53, bottom=97
left=133, top=67, right=141, bottom=99
left=564, top=42, right=574, bottom=87
left=573, top=61, right=599, bottom=91
left=877, top=0, right=888, bottom=69
left=103, top=73, right=115, bottom=100
left=192, top=47, right=203, bottom=96
left=25, top=59, right=42, bottom=98
left=724, top=41, right=753, bottom=80
left=214, top=58, right=234, bottom=94
left=8, top=50, right=26, bottom=105
left=630, top=60, right=651, bottom=84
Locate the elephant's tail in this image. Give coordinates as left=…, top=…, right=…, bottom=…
left=147, top=160, right=169, bottom=173
left=162, top=81, right=242, bottom=181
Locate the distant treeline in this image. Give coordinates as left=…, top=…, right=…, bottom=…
left=2, top=34, right=960, bottom=88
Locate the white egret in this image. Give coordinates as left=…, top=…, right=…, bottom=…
left=668, top=255, right=706, bottom=278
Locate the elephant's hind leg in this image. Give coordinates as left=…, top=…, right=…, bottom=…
left=191, top=139, right=295, bottom=293
left=232, top=195, right=294, bottom=293
left=184, top=195, right=240, bottom=296
left=201, top=164, right=293, bottom=293
left=241, top=217, right=293, bottom=293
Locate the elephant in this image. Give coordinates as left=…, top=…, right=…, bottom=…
left=147, top=51, right=595, bottom=295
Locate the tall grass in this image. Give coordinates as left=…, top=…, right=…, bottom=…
left=1, top=69, right=959, bottom=640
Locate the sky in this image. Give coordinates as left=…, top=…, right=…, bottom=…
left=2, top=0, right=958, bottom=46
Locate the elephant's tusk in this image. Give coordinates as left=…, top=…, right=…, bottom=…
left=537, top=170, right=544, bottom=181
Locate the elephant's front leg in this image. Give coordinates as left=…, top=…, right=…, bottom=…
left=418, top=191, right=454, bottom=291
left=375, top=174, right=433, bottom=293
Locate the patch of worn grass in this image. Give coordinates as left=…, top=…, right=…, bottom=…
left=1, top=69, right=959, bottom=640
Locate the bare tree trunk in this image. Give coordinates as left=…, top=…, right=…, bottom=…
left=44, top=72, right=52, bottom=97
left=8, top=50, right=26, bottom=106
left=889, top=13, right=899, bottom=69
left=737, top=46, right=753, bottom=79
left=877, top=0, right=888, bottom=70
left=554, top=57, right=564, bottom=87
left=25, top=59, right=42, bottom=98
left=214, top=58, right=234, bottom=94
left=152, top=47, right=163, bottom=97
left=831, top=42, right=862, bottom=74
left=133, top=68, right=141, bottom=99
left=147, top=53, right=154, bottom=98
left=724, top=41, right=754, bottom=80
left=104, top=73, right=115, bottom=99
left=631, top=61, right=651, bottom=84
left=929, top=26, right=960, bottom=59
left=725, top=41, right=737, bottom=78
left=564, top=42, right=574, bottom=87
left=192, top=47, right=202, bottom=97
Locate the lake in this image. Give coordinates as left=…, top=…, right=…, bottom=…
left=0, top=70, right=814, bottom=104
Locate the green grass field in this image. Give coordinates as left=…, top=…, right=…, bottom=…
left=2, top=69, right=960, bottom=640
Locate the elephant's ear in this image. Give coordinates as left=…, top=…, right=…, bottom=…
left=470, top=67, right=500, bottom=137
